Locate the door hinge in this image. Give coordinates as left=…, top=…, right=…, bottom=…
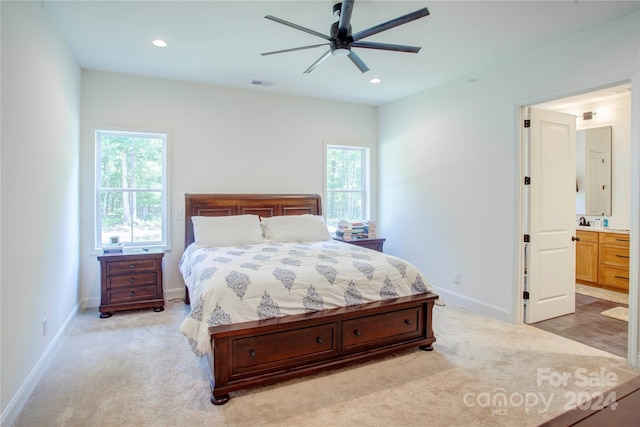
left=524, top=234, right=530, bottom=243
left=524, top=176, right=531, bottom=185
left=523, top=291, right=530, bottom=300
left=524, top=119, right=531, bottom=128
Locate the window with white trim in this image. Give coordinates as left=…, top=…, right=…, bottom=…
left=95, top=130, right=168, bottom=249
left=325, top=145, right=369, bottom=231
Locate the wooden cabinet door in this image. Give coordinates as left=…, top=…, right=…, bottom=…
left=576, top=240, right=598, bottom=283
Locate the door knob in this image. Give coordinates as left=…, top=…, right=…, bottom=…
left=571, top=236, right=580, bottom=242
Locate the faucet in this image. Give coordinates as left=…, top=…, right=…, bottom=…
left=579, top=217, right=589, bottom=226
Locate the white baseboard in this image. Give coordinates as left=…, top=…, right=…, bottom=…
left=164, top=286, right=185, bottom=302
left=0, top=303, right=80, bottom=427
left=433, top=286, right=513, bottom=323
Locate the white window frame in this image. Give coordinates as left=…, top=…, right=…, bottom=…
left=324, top=143, right=371, bottom=230
left=94, top=129, right=169, bottom=250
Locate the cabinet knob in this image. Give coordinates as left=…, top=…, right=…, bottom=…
left=354, top=329, right=361, bottom=336
left=316, top=336, right=323, bottom=344
left=249, top=349, right=257, bottom=358
left=129, top=264, right=135, bottom=269
left=130, top=277, right=135, bottom=283
left=404, top=319, right=411, bottom=325
left=130, top=291, right=135, bottom=297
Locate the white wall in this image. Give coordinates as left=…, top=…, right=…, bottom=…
left=378, top=12, right=640, bottom=321
left=1, top=1, right=81, bottom=424
left=79, top=71, right=377, bottom=306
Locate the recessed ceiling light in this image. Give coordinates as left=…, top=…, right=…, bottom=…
left=369, top=78, right=381, bottom=84
left=152, top=39, right=168, bottom=48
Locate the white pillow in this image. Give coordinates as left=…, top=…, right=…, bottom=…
left=261, top=214, right=332, bottom=242
left=192, top=215, right=266, bottom=247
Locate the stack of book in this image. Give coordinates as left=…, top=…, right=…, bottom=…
left=350, top=222, right=367, bottom=240
left=334, top=220, right=378, bottom=241
left=334, top=228, right=353, bottom=241
left=103, top=244, right=124, bottom=254
left=364, top=220, right=377, bottom=238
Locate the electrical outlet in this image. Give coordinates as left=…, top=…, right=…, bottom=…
left=454, top=273, right=461, bottom=284
left=43, top=318, right=48, bottom=337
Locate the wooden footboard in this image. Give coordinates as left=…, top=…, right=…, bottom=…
left=207, top=292, right=438, bottom=404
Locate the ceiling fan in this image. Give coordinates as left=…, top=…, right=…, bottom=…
left=261, top=0, right=430, bottom=74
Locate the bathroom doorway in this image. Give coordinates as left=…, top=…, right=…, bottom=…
left=521, top=82, right=635, bottom=360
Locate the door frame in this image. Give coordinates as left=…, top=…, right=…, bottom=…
left=514, top=75, right=639, bottom=368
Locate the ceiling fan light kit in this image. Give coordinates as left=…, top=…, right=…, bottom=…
left=261, top=0, right=430, bottom=74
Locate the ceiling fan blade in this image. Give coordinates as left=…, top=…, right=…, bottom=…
left=265, top=15, right=331, bottom=41
left=352, top=7, right=430, bottom=41
left=303, top=50, right=332, bottom=74
left=347, top=50, right=370, bottom=73
left=337, top=0, right=355, bottom=40
left=352, top=41, right=421, bottom=53
left=261, top=43, right=329, bottom=56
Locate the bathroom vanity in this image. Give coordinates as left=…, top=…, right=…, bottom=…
left=575, top=227, right=630, bottom=293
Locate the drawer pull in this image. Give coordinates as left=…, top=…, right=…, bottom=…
left=404, top=319, right=412, bottom=325
left=130, top=291, right=135, bottom=297
left=130, top=277, right=135, bottom=283
left=615, top=255, right=630, bottom=259
left=354, top=329, right=361, bottom=337
left=615, top=239, right=630, bottom=242
left=129, top=264, right=135, bottom=269
left=614, top=275, right=629, bottom=280
left=249, top=349, right=257, bottom=358
left=316, top=337, right=323, bottom=344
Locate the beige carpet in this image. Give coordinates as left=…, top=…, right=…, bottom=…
left=601, top=306, right=629, bottom=322
left=575, top=283, right=628, bottom=305
left=12, top=300, right=640, bottom=427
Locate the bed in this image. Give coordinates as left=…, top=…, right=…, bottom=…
left=180, top=193, right=439, bottom=404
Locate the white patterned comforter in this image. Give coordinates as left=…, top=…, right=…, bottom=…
left=179, top=240, right=435, bottom=356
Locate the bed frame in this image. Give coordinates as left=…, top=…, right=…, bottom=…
left=184, top=194, right=438, bottom=405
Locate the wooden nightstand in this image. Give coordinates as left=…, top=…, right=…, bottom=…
left=335, top=237, right=386, bottom=252
left=98, top=250, right=165, bottom=318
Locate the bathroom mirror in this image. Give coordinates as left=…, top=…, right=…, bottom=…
left=576, top=126, right=612, bottom=216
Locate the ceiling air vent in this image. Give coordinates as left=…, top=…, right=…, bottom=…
left=251, top=80, right=273, bottom=87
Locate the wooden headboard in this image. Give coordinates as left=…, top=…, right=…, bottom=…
left=184, top=194, right=323, bottom=248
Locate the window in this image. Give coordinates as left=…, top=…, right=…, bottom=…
left=325, top=145, right=369, bottom=230
left=95, top=130, right=168, bottom=249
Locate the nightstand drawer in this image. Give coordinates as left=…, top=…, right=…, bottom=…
left=107, top=272, right=157, bottom=288
left=108, top=286, right=158, bottom=304
left=106, top=259, right=158, bottom=274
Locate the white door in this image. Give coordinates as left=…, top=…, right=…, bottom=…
left=525, top=107, right=577, bottom=324
left=586, top=150, right=606, bottom=215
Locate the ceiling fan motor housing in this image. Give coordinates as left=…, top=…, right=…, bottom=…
left=330, top=21, right=353, bottom=55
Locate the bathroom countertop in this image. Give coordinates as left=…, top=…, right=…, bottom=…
left=576, top=225, right=629, bottom=234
